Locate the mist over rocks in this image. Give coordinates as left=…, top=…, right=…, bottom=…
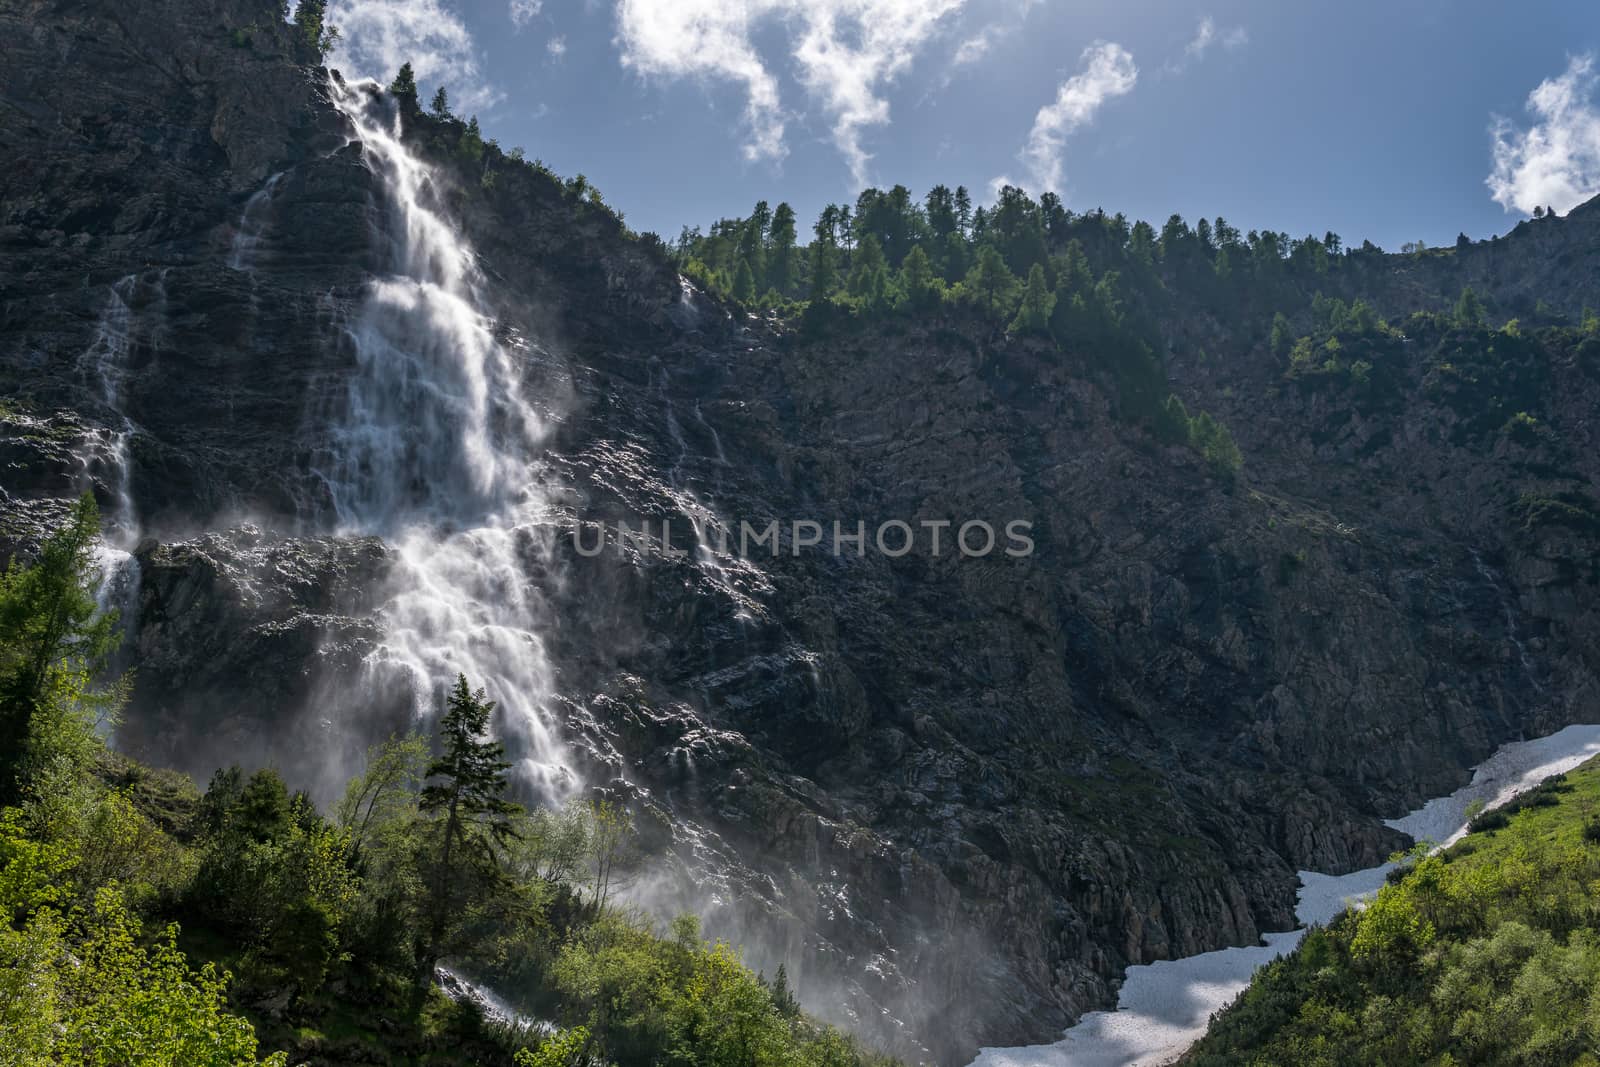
left=3, top=1, right=1600, bottom=1063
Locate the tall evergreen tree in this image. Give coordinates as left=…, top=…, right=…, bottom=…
left=954, top=186, right=973, bottom=238
left=389, top=62, right=418, bottom=103
left=1010, top=263, right=1055, bottom=335
left=898, top=245, right=941, bottom=310
left=415, top=675, right=520, bottom=987
left=767, top=203, right=797, bottom=296
left=809, top=242, right=837, bottom=300
left=925, top=185, right=957, bottom=239
left=732, top=259, right=757, bottom=304
left=430, top=86, right=450, bottom=118
left=966, top=245, right=1018, bottom=316
left=847, top=236, right=889, bottom=306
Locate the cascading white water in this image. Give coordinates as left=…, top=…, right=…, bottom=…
left=78, top=276, right=140, bottom=545
left=651, top=357, right=769, bottom=621
left=228, top=172, right=283, bottom=271
left=77, top=274, right=147, bottom=624
left=322, top=78, right=574, bottom=801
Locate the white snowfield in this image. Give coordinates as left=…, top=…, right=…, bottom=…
left=968, top=724, right=1600, bottom=1067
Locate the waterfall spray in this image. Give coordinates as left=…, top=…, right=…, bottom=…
left=322, top=77, right=575, bottom=802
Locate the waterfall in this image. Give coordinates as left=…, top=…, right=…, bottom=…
left=78, top=275, right=141, bottom=547
left=322, top=78, right=574, bottom=802
left=77, top=274, right=148, bottom=629
left=228, top=171, right=283, bottom=271
left=652, top=358, right=765, bottom=621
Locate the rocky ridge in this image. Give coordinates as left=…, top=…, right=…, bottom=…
left=4, top=1, right=1600, bottom=1062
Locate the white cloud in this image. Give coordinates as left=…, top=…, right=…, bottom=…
left=510, top=0, right=541, bottom=29
left=548, top=35, right=568, bottom=57
left=1487, top=53, right=1600, bottom=215
left=1166, top=14, right=1246, bottom=73
left=1185, top=15, right=1216, bottom=58
left=614, top=0, right=789, bottom=164
left=328, top=0, right=504, bottom=112
left=953, top=26, right=1000, bottom=67
left=1010, top=40, right=1137, bottom=194
left=613, top=0, right=967, bottom=185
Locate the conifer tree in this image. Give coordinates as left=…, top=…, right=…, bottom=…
left=732, top=259, right=757, bottom=304
left=292, top=0, right=338, bottom=57
left=898, top=245, right=941, bottom=310
left=389, top=62, right=418, bottom=103
left=809, top=242, right=837, bottom=300
left=1010, top=263, right=1055, bottom=335
left=966, top=245, right=1018, bottom=316
left=847, top=236, right=889, bottom=304
left=767, top=203, right=798, bottom=296
left=430, top=86, right=450, bottom=118
left=415, top=675, right=520, bottom=987
left=1270, top=312, right=1292, bottom=356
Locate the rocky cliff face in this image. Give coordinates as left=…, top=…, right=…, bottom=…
left=5, top=1, right=1600, bottom=1063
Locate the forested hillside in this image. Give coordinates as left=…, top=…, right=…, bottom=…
left=6, top=0, right=1600, bottom=1060
left=0, top=496, right=895, bottom=1066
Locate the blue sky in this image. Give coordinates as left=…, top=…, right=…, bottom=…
left=325, top=0, right=1600, bottom=251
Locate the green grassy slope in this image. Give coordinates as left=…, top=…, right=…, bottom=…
left=1188, top=757, right=1600, bottom=1066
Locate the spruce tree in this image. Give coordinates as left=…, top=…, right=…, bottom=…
left=966, top=245, right=1018, bottom=316
left=898, top=245, right=941, bottom=310
left=767, top=203, right=798, bottom=297
left=430, top=86, right=450, bottom=118
left=1010, top=263, right=1055, bottom=335
left=415, top=675, right=520, bottom=987
left=389, top=62, right=418, bottom=103
left=809, top=242, right=837, bottom=300
left=847, top=236, right=888, bottom=305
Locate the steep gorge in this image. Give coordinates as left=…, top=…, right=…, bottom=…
left=4, top=1, right=1600, bottom=1063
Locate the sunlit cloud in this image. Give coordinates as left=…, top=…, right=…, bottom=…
left=328, top=0, right=504, bottom=112
left=1003, top=40, right=1138, bottom=195
left=509, top=0, right=541, bottom=29
left=613, top=0, right=968, bottom=186
left=1488, top=53, right=1600, bottom=216
left=1165, top=14, right=1247, bottom=74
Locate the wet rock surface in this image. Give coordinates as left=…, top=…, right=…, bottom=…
left=4, top=2, right=1600, bottom=1063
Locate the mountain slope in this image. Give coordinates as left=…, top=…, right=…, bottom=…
left=1188, top=757, right=1600, bottom=1065
left=4, top=0, right=1600, bottom=1062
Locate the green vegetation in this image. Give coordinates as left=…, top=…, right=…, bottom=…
left=1190, top=756, right=1600, bottom=1066
left=390, top=62, right=418, bottom=104
left=665, top=177, right=1385, bottom=443
left=289, top=0, right=338, bottom=58
left=0, top=501, right=897, bottom=1066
